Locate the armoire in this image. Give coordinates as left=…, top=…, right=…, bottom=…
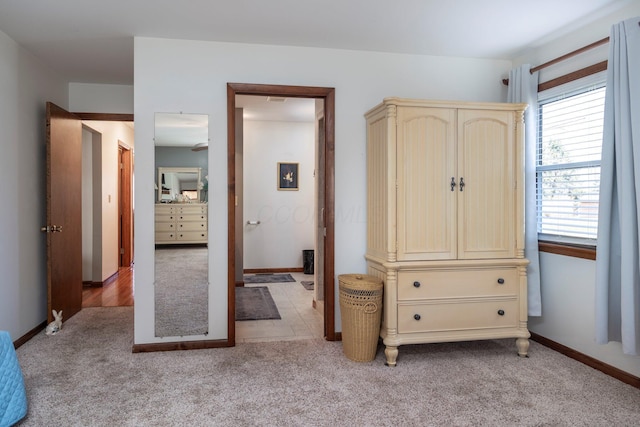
left=365, top=98, right=530, bottom=366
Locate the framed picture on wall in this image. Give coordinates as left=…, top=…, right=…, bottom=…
left=278, top=162, right=299, bottom=191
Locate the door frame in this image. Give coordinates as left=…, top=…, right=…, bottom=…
left=226, top=83, right=336, bottom=344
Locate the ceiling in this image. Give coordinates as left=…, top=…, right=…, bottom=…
left=0, top=0, right=631, bottom=86
left=0, top=1, right=631, bottom=123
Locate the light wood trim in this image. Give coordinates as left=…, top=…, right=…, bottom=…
left=530, top=332, right=639, bottom=389
left=538, top=241, right=596, bottom=260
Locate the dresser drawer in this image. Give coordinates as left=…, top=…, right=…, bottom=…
left=177, top=205, right=207, bottom=215
left=176, top=231, right=208, bottom=241
left=155, top=205, right=176, bottom=214
left=398, top=299, right=519, bottom=333
left=155, top=222, right=176, bottom=232
left=155, top=231, right=176, bottom=242
left=177, top=221, right=207, bottom=231
left=155, top=213, right=176, bottom=222
left=177, top=213, right=207, bottom=222
left=397, top=268, right=518, bottom=300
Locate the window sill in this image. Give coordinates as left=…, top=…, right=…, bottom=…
left=538, top=241, right=596, bottom=260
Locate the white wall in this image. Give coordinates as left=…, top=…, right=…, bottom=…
left=133, top=37, right=512, bottom=345
left=81, top=129, right=94, bottom=282
left=0, top=29, right=68, bottom=340
left=243, top=120, right=315, bottom=269
left=69, top=83, right=134, bottom=114
left=515, top=3, right=640, bottom=377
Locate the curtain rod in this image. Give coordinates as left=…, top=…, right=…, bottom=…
left=502, top=36, right=609, bottom=86
left=530, top=36, right=609, bottom=73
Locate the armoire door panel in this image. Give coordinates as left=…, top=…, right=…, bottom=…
left=397, top=107, right=456, bottom=261
left=457, top=109, right=516, bottom=259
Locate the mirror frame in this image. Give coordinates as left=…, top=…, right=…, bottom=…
left=157, top=167, right=202, bottom=203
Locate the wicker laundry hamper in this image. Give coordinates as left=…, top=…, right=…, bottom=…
left=338, top=274, right=383, bottom=362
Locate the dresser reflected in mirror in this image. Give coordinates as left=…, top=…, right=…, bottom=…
left=154, top=113, right=209, bottom=337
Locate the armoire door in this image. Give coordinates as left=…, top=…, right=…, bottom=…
left=457, top=109, right=516, bottom=259
left=396, top=106, right=456, bottom=261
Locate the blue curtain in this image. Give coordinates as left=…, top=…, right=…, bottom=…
left=595, top=17, right=640, bottom=356
left=508, top=64, right=542, bottom=316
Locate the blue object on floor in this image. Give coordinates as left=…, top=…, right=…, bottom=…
left=0, top=331, right=27, bottom=426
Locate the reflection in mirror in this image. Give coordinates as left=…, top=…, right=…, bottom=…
left=154, top=113, right=209, bottom=337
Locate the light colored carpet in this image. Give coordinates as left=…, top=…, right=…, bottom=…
left=15, top=307, right=640, bottom=426
left=154, top=247, right=208, bottom=337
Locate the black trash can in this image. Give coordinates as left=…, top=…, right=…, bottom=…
left=303, top=249, right=314, bottom=274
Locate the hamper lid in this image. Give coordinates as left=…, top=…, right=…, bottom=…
left=338, top=274, right=382, bottom=289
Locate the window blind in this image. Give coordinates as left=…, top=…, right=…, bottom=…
left=537, top=84, right=606, bottom=242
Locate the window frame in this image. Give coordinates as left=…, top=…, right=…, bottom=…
left=535, top=74, right=606, bottom=260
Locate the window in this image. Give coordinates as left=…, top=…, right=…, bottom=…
left=537, top=84, right=606, bottom=244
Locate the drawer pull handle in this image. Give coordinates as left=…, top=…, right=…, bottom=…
left=413, top=281, right=421, bottom=288
left=497, top=309, right=505, bottom=316
left=414, top=314, right=421, bottom=321
left=497, top=278, right=505, bottom=284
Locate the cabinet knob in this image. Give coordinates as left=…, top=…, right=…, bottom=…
left=414, top=314, right=421, bottom=321
left=497, top=278, right=505, bottom=284
left=497, top=309, right=505, bottom=316
left=413, top=281, right=421, bottom=288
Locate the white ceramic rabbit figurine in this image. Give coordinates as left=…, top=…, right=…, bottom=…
left=45, top=309, right=63, bottom=335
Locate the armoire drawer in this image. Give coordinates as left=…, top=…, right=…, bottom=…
left=398, top=299, right=519, bottom=333
left=397, top=268, right=518, bottom=300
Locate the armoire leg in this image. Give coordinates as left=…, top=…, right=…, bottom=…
left=384, top=345, right=398, bottom=367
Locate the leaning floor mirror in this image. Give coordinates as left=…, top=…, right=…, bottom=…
left=154, top=112, right=209, bottom=337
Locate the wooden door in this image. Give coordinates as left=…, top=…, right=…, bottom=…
left=45, top=102, right=83, bottom=322
left=457, top=109, right=516, bottom=259
left=118, top=143, right=133, bottom=267
left=396, top=106, right=456, bottom=261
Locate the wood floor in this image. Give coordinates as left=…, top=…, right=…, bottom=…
left=82, top=266, right=134, bottom=307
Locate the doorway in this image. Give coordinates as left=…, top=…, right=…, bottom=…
left=235, top=95, right=323, bottom=342
left=227, top=83, right=336, bottom=345
left=76, top=114, right=134, bottom=306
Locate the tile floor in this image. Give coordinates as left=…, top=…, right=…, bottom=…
left=235, top=272, right=325, bottom=343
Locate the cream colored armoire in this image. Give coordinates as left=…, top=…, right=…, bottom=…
left=365, top=98, right=530, bottom=366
